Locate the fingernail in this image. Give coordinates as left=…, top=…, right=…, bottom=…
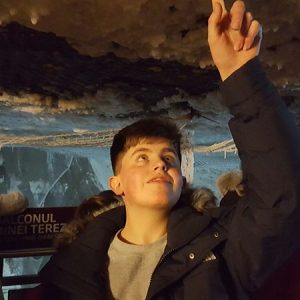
left=243, top=42, right=250, bottom=50
left=234, top=42, right=242, bottom=51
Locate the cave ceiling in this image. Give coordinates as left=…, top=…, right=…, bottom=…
left=0, top=0, right=299, bottom=138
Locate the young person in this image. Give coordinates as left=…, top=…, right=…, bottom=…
left=39, top=1, right=300, bottom=299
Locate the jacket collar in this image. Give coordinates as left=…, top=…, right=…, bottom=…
left=64, top=203, right=221, bottom=256
left=88, top=204, right=216, bottom=252
left=166, top=205, right=214, bottom=251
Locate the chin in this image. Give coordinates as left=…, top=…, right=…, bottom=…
left=150, top=194, right=179, bottom=209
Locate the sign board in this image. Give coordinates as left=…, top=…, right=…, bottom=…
left=0, top=207, right=76, bottom=251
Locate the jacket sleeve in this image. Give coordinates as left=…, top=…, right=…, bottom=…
left=220, top=58, right=300, bottom=293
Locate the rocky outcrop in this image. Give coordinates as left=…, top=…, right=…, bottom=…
left=0, top=23, right=219, bottom=108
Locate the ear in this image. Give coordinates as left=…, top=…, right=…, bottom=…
left=109, top=175, right=124, bottom=196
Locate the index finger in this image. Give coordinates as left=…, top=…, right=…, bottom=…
left=212, top=0, right=226, bottom=12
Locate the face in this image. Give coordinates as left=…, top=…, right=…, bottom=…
left=109, top=138, right=183, bottom=211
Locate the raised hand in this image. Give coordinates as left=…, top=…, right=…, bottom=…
left=208, top=0, right=262, bottom=80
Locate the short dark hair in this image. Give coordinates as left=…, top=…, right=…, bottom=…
left=110, top=118, right=182, bottom=174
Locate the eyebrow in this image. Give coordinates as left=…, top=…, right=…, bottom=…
left=130, top=147, right=177, bottom=158
left=131, top=148, right=151, bottom=158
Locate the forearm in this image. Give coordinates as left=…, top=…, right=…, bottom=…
left=221, top=57, right=300, bottom=207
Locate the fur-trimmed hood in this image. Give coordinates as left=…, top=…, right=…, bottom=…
left=54, top=170, right=243, bottom=249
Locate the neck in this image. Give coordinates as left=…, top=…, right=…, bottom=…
left=120, top=206, right=169, bottom=245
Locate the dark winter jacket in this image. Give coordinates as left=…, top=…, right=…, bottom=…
left=39, top=58, right=300, bottom=300
left=254, top=248, right=300, bottom=300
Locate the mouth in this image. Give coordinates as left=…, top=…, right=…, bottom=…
left=148, top=176, right=172, bottom=184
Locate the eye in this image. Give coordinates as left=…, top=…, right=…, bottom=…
left=137, top=154, right=148, bottom=162
left=164, top=155, right=176, bottom=163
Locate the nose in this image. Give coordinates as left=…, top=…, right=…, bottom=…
left=153, top=157, right=168, bottom=171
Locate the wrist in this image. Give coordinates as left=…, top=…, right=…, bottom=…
left=217, top=54, right=259, bottom=81
left=218, top=61, right=250, bottom=81
left=220, top=57, right=264, bottom=107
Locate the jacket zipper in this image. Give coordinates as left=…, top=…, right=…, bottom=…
left=147, top=247, right=178, bottom=299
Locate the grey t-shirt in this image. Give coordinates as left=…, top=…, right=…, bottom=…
left=107, top=230, right=167, bottom=300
